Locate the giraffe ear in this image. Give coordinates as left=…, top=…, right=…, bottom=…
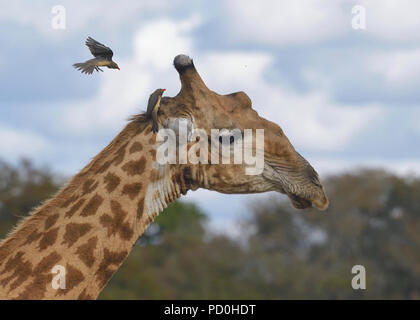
left=162, top=117, right=196, bottom=143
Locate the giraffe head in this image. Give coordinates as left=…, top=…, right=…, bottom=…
left=151, top=55, right=328, bottom=210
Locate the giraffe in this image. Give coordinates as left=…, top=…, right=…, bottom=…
left=0, top=54, right=328, bottom=300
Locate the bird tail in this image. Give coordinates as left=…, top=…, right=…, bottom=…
left=73, top=59, right=102, bottom=75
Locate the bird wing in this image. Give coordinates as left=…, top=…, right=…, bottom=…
left=85, top=37, right=113, bottom=60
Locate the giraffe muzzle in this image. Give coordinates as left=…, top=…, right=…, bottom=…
left=265, top=160, right=329, bottom=211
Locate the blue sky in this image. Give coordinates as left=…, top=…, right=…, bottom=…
left=1, top=0, right=419, bottom=234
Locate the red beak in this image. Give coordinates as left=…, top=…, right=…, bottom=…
left=117, top=67, right=120, bottom=70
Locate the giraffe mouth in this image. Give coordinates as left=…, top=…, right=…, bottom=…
left=286, top=192, right=313, bottom=209
left=264, top=162, right=329, bottom=211
left=275, top=184, right=323, bottom=210
left=279, top=185, right=328, bottom=211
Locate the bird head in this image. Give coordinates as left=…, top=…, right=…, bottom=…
left=110, top=62, right=120, bottom=70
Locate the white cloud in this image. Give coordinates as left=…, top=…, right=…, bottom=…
left=0, top=126, right=48, bottom=159
left=224, top=0, right=420, bottom=46
left=199, top=51, right=381, bottom=152
left=199, top=52, right=274, bottom=92
left=224, top=0, right=347, bottom=46
left=369, top=49, right=420, bottom=86
left=359, top=0, right=420, bottom=42
left=0, top=0, right=167, bottom=36
left=312, top=157, right=420, bottom=177
left=134, top=15, right=201, bottom=69
left=224, top=0, right=420, bottom=45
left=266, top=90, right=381, bottom=152
left=60, top=67, right=152, bottom=134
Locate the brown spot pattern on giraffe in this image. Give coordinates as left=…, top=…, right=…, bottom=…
left=129, top=141, right=143, bottom=154
left=82, top=179, right=98, bottom=194
left=38, top=227, right=59, bottom=250
left=34, top=251, right=61, bottom=274
left=23, top=229, right=43, bottom=245
left=76, top=236, right=98, bottom=268
left=78, top=288, right=94, bottom=300
left=96, top=160, right=113, bottom=174
left=16, top=273, right=52, bottom=300
left=15, top=252, right=61, bottom=299
left=112, top=143, right=128, bottom=166
left=121, top=157, right=146, bottom=176
left=99, top=200, right=133, bottom=241
left=103, top=172, right=121, bottom=193
left=44, top=213, right=59, bottom=230
left=0, top=251, right=32, bottom=291
left=97, top=143, right=131, bottom=174
left=80, top=194, right=104, bottom=217
left=96, top=248, right=128, bottom=288
left=60, top=195, right=79, bottom=208
left=62, top=223, right=92, bottom=248
left=65, top=198, right=86, bottom=218
left=122, top=182, right=143, bottom=200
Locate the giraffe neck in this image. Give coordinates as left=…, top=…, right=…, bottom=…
left=0, top=120, right=183, bottom=299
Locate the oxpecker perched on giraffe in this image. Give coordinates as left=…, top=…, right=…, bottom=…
left=146, top=89, right=166, bottom=133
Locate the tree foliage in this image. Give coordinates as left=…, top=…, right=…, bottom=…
left=0, top=159, right=62, bottom=236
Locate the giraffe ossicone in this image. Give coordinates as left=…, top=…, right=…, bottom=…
left=0, top=54, right=328, bottom=300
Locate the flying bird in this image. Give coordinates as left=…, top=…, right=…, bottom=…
left=146, top=88, right=166, bottom=133
left=73, top=37, right=120, bottom=74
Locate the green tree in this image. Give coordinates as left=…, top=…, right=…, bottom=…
left=245, top=169, right=420, bottom=299
left=0, top=158, right=62, bottom=237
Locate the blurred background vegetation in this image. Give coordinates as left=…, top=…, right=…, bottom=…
left=0, top=158, right=418, bottom=299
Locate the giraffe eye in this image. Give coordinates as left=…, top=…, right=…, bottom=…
left=218, top=134, right=235, bottom=144
left=216, top=128, right=242, bottom=146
